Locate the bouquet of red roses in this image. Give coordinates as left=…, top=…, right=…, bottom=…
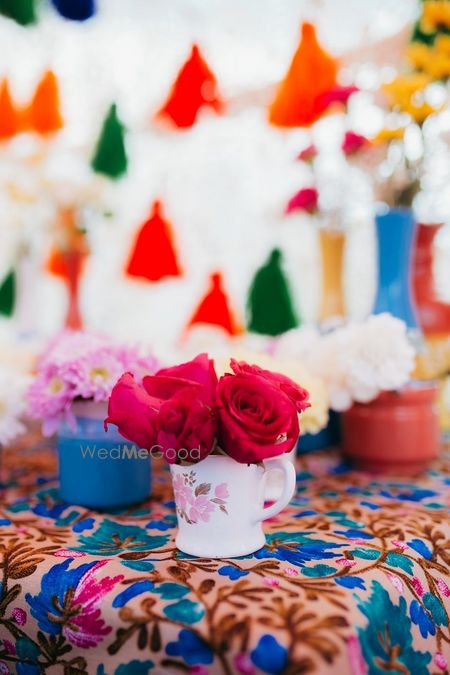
left=105, top=353, right=310, bottom=464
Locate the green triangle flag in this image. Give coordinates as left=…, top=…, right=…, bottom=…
left=91, top=103, right=128, bottom=179
left=247, top=248, right=298, bottom=336
left=0, top=268, right=16, bottom=317
left=0, top=0, right=36, bottom=25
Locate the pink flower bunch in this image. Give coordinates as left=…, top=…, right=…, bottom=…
left=297, top=144, right=318, bottom=163
left=106, top=353, right=310, bottom=465
left=27, top=331, right=158, bottom=436
left=285, top=187, right=319, bottom=215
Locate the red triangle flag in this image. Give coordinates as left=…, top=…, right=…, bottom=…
left=187, top=272, right=242, bottom=335
left=156, top=44, right=223, bottom=129
left=126, top=200, right=182, bottom=282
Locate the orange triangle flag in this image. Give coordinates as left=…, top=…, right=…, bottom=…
left=156, top=44, right=223, bottom=129
left=126, top=200, right=182, bottom=282
left=25, top=70, right=63, bottom=135
left=187, top=272, right=242, bottom=336
left=268, top=22, right=338, bottom=128
left=0, top=80, right=20, bottom=139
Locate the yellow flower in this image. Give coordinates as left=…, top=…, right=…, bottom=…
left=436, top=34, right=450, bottom=55
left=407, top=43, right=434, bottom=71
left=426, top=51, right=450, bottom=79
left=382, top=73, right=442, bottom=122
left=373, top=127, right=405, bottom=143
left=421, top=0, right=450, bottom=33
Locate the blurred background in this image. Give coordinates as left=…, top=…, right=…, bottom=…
left=0, top=0, right=450, bottom=363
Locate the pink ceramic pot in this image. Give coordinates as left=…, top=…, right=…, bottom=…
left=342, top=385, right=439, bottom=475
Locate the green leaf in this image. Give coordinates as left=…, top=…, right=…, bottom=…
left=385, top=552, right=414, bottom=575
left=301, top=564, right=336, bottom=577
left=351, top=548, right=380, bottom=561
left=16, top=636, right=40, bottom=661
left=163, top=599, right=205, bottom=624
left=423, top=593, right=448, bottom=626
left=154, top=582, right=190, bottom=600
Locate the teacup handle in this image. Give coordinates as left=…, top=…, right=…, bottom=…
left=255, top=456, right=296, bottom=522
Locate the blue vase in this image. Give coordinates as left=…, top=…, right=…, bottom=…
left=57, top=403, right=151, bottom=509
left=298, top=411, right=341, bottom=453
left=373, top=208, right=419, bottom=330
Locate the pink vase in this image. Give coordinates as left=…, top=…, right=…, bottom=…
left=342, top=385, right=439, bottom=475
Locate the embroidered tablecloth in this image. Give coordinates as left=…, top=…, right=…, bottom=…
left=1, top=437, right=449, bottom=675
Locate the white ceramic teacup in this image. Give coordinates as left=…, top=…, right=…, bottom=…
left=170, top=454, right=296, bottom=558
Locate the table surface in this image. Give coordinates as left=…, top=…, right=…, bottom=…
left=0, top=438, right=449, bottom=675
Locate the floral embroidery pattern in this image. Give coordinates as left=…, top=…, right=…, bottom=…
left=0, top=436, right=449, bottom=674
left=172, top=471, right=229, bottom=524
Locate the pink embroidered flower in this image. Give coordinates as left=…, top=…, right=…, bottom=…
left=11, top=608, right=27, bottom=626
left=284, top=567, right=299, bottom=577
left=347, top=635, right=367, bottom=675
left=54, top=549, right=87, bottom=558
left=0, top=661, right=9, bottom=675
left=412, top=576, right=425, bottom=597
left=234, top=653, right=255, bottom=675
left=297, top=144, right=317, bottom=163
left=341, top=131, right=370, bottom=156
left=435, top=652, right=448, bottom=671
left=214, top=482, right=229, bottom=499
left=437, top=578, right=450, bottom=597
left=391, top=539, right=408, bottom=551
left=262, top=576, right=280, bottom=587
left=189, top=496, right=215, bottom=524
left=386, top=573, right=404, bottom=593
left=336, top=558, right=356, bottom=568
left=63, top=561, right=124, bottom=648
left=2, top=640, right=14, bottom=655
left=285, top=187, right=318, bottom=215
left=189, top=667, right=209, bottom=675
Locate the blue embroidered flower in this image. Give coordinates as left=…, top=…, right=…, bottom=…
left=166, top=629, right=213, bottom=665
left=254, top=532, right=344, bottom=567
left=73, top=519, right=169, bottom=555
left=408, top=539, right=432, bottom=560
left=218, top=565, right=249, bottom=580
left=72, top=517, right=95, bottom=533
left=251, top=635, right=288, bottom=674
left=335, top=577, right=365, bottom=590
left=163, top=599, right=205, bottom=624
left=115, top=661, right=154, bottom=675
left=145, top=520, right=172, bottom=531
left=410, top=600, right=436, bottom=638
left=112, top=581, right=154, bottom=608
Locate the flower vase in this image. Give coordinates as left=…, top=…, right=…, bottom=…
left=373, top=208, right=419, bottom=332
left=319, top=229, right=345, bottom=321
left=57, top=401, right=151, bottom=509
left=342, top=384, right=439, bottom=475
left=170, top=454, right=296, bottom=558
left=413, top=223, right=450, bottom=338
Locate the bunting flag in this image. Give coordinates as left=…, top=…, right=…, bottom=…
left=0, top=268, right=16, bottom=317
left=126, top=200, right=182, bottom=282
left=268, top=22, right=338, bottom=128
left=0, top=0, right=36, bottom=26
left=247, top=249, right=298, bottom=336
left=91, top=103, right=128, bottom=179
left=25, top=70, right=63, bottom=135
left=156, top=44, right=223, bottom=129
left=50, top=0, right=96, bottom=22
left=186, top=272, right=242, bottom=335
left=0, top=80, right=20, bottom=140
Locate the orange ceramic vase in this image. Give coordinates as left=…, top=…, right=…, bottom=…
left=319, top=229, right=345, bottom=320
left=342, top=385, right=439, bottom=475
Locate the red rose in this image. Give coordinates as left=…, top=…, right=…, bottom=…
left=230, top=359, right=310, bottom=413
left=105, top=372, right=159, bottom=449
left=285, top=187, right=318, bottom=215
left=216, top=371, right=299, bottom=464
left=157, top=386, right=217, bottom=464
left=143, top=353, right=217, bottom=405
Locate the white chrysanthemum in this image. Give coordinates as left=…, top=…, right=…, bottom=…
left=0, top=369, right=31, bottom=445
